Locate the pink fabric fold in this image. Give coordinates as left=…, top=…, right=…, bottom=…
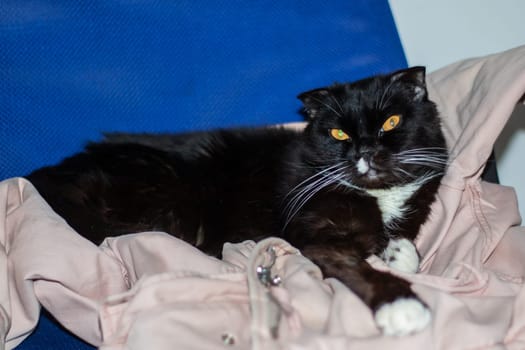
left=2, top=45, right=525, bottom=349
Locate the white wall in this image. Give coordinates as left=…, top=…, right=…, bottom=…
left=389, top=0, right=525, bottom=221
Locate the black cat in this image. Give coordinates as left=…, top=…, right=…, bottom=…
left=27, top=66, right=448, bottom=336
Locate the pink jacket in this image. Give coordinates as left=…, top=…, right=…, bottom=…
left=2, top=45, right=525, bottom=349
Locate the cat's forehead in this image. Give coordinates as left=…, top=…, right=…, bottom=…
left=300, top=68, right=428, bottom=123
left=332, top=77, right=397, bottom=111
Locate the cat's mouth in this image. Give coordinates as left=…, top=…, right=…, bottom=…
left=361, top=169, right=379, bottom=180
left=357, top=170, right=382, bottom=186
left=354, top=157, right=388, bottom=187
left=356, top=158, right=381, bottom=178
left=355, top=173, right=394, bottom=191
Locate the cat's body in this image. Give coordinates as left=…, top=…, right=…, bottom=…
left=27, top=67, right=448, bottom=336
left=29, top=128, right=295, bottom=254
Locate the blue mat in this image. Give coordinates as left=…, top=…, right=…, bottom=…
left=2, top=1, right=406, bottom=348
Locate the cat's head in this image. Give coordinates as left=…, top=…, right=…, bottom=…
left=297, top=67, right=448, bottom=190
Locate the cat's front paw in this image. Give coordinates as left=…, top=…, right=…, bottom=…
left=381, top=238, right=419, bottom=274
left=374, top=298, right=431, bottom=336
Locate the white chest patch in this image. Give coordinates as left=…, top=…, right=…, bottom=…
left=365, top=181, right=422, bottom=227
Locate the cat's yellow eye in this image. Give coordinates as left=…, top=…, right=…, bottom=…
left=382, top=115, right=401, bottom=132
left=329, top=128, right=351, bottom=141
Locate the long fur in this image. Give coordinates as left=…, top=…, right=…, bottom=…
left=27, top=67, right=448, bottom=326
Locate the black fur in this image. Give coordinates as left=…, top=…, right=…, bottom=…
left=27, top=67, right=448, bottom=314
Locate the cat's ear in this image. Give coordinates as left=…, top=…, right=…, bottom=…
left=390, top=66, right=427, bottom=101
left=297, top=88, right=331, bottom=119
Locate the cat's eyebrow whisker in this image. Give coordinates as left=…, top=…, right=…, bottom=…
left=308, top=96, right=343, bottom=118
left=379, top=92, right=394, bottom=110
left=377, top=79, right=397, bottom=110
left=329, top=94, right=345, bottom=116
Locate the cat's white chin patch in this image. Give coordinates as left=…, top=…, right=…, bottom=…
left=381, top=238, right=419, bottom=274
left=375, top=298, right=431, bottom=336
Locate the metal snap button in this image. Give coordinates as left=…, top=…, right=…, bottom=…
left=221, top=333, right=235, bottom=345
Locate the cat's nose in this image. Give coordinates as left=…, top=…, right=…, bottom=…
left=356, top=139, right=376, bottom=157
left=355, top=148, right=375, bottom=164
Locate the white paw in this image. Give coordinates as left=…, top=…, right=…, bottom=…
left=374, top=298, right=431, bottom=336
left=381, top=238, right=419, bottom=274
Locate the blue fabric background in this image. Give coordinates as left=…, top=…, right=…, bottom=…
left=2, top=1, right=406, bottom=348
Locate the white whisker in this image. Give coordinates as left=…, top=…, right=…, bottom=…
left=308, top=96, right=343, bottom=118
left=399, top=157, right=448, bottom=164
left=284, top=162, right=347, bottom=201
left=329, top=94, right=345, bottom=117
left=282, top=164, right=351, bottom=230
left=397, top=147, right=448, bottom=154
left=284, top=166, right=348, bottom=215
left=394, top=148, right=449, bottom=173
left=283, top=167, right=341, bottom=215
left=284, top=172, right=346, bottom=228
left=393, top=167, right=418, bottom=180
left=399, top=158, right=448, bottom=166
